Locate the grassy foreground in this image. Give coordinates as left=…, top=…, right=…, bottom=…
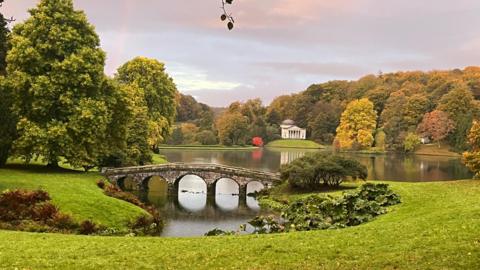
left=0, top=163, right=146, bottom=229
left=267, top=139, right=323, bottom=149
left=1, top=165, right=479, bottom=269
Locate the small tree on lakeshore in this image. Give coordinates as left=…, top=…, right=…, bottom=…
left=280, top=153, right=368, bottom=189
left=463, top=121, right=480, bottom=178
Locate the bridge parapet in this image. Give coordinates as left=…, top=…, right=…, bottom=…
left=102, top=163, right=282, bottom=197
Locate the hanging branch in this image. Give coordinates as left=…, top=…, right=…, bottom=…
left=220, top=0, right=235, bottom=30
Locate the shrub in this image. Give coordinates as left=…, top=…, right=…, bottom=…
left=249, top=183, right=400, bottom=234
left=79, top=220, right=98, bottom=235
left=32, top=202, right=59, bottom=222
left=96, top=179, right=106, bottom=189
left=128, top=211, right=164, bottom=236
left=280, top=152, right=367, bottom=189
left=103, top=184, right=145, bottom=208
left=0, top=189, right=80, bottom=233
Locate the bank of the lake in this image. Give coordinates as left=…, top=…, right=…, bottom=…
left=158, top=144, right=259, bottom=150
left=0, top=164, right=147, bottom=229
left=266, top=139, right=324, bottom=149
left=0, top=175, right=479, bottom=269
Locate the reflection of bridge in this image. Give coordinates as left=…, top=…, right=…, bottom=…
left=103, top=163, right=281, bottom=199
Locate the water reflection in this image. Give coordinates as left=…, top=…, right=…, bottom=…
left=160, top=148, right=472, bottom=181
left=136, top=175, right=266, bottom=237
left=133, top=148, right=472, bottom=237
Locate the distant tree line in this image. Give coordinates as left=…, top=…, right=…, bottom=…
left=266, top=69, right=480, bottom=152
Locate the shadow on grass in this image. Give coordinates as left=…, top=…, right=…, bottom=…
left=2, top=163, right=85, bottom=175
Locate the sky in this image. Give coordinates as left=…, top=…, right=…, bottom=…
left=3, top=0, right=480, bottom=107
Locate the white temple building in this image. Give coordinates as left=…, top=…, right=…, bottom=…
left=280, top=119, right=307, bottom=140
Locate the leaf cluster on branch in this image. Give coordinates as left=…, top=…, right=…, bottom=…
left=220, top=0, right=235, bottom=30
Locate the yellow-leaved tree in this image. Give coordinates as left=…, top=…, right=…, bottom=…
left=463, top=120, right=480, bottom=178
left=335, top=98, right=377, bottom=150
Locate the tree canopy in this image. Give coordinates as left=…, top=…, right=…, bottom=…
left=116, top=57, right=177, bottom=150
left=7, top=0, right=112, bottom=168
left=335, top=98, right=377, bottom=150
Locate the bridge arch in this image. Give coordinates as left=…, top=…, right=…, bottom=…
left=175, top=174, right=208, bottom=193
left=247, top=181, right=265, bottom=195
left=141, top=175, right=168, bottom=193
left=117, top=175, right=138, bottom=191
left=214, top=177, right=240, bottom=195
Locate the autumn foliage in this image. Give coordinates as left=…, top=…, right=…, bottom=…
left=463, top=121, right=480, bottom=178
left=417, top=110, right=455, bottom=146
left=335, top=98, right=377, bottom=150
left=252, top=137, right=264, bottom=147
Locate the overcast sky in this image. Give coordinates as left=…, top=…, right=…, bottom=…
left=4, top=0, right=480, bottom=106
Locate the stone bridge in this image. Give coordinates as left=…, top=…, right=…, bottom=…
left=102, top=163, right=281, bottom=198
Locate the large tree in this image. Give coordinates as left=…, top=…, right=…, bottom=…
left=0, top=0, right=9, bottom=74
left=216, top=111, right=249, bottom=146
left=416, top=110, right=455, bottom=147
left=116, top=57, right=177, bottom=150
left=7, top=0, right=113, bottom=168
left=437, top=83, right=477, bottom=150
left=335, top=98, right=377, bottom=150
left=0, top=0, right=15, bottom=167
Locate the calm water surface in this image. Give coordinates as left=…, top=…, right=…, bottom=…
left=139, top=148, right=471, bottom=237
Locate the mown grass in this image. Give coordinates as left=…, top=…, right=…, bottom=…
left=267, top=139, right=323, bottom=149
left=415, top=144, right=461, bottom=157
left=1, top=168, right=479, bottom=269
left=0, top=163, right=147, bottom=229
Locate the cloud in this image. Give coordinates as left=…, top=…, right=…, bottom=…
left=3, top=0, right=480, bottom=107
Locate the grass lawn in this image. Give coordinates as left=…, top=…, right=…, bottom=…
left=415, top=144, right=461, bottom=157
left=267, top=139, right=324, bottom=149
left=158, top=144, right=258, bottom=150
left=0, top=163, right=147, bottom=229
left=1, top=164, right=479, bottom=269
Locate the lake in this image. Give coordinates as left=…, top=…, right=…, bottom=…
left=140, top=148, right=472, bottom=237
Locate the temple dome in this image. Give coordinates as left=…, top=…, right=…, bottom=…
left=281, top=119, right=295, bottom=126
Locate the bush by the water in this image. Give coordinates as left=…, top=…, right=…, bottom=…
left=280, top=152, right=368, bottom=189
left=248, top=183, right=400, bottom=234
left=97, top=180, right=164, bottom=235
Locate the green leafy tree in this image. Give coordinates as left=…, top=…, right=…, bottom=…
left=116, top=57, right=177, bottom=150
left=463, top=121, right=480, bottom=178
left=216, top=111, right=249, bottom=146
left=167, top=127, right=184, bottom=145
left=335, top=98, right=377, bottom=150
left=0, top=0, right=9, bottom=74
left=308, top=100, right=343, bottom=144
left=195, top=130, right=218, bottom=145
left=0, top=78, right=16, bottom=166
left=0, top=2, right=15, bottom=166
left=404, top=132, right=421, bottom=153
left=7, top=0, right=112, bottom=168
